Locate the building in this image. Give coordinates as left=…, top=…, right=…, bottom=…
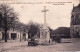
left=70, top=4, right=80, bottom=38
left=0, top=31, right=2, bottom=40
left=0, top=27, right=28, bottom=41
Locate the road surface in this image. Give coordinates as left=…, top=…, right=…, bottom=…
left=0, top=38, right=80, bottom=52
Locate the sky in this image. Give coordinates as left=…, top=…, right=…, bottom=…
left=0, top=0, right=79, bottom=30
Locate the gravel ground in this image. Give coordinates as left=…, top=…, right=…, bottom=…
left=0, top=38, right=80, bottom=52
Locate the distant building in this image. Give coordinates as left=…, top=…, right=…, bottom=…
left=0, top=27, right=28, bottom=41
left=70, top=4, right=80, bottom=38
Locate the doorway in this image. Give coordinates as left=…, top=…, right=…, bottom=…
left=11, top=33, right=17, bottom=40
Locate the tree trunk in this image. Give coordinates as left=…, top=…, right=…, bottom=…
left=4, top=13, right=8, bottom=42
left=5, top=29, right=7, bottom=42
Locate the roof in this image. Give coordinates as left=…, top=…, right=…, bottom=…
left=72, top=4, right=80, bottom=12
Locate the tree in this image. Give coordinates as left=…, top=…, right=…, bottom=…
left=48, top=27, right=53, bottom=35
left=28, top=22, right=40, bottom=39
left=15, top=22, right=29, bottom=34
left=0, top=4, right=18, bottom=42
left=0, top=13, right=2, bottom=28
left=53, top=27, right=70, bottom=38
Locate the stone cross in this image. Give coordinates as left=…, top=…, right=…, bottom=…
left=42, top=6, right=48, bottom=26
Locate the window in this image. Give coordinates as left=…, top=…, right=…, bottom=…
left=76, top=27, right=79, bottom=32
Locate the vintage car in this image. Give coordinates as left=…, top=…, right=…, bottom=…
left=28, top=38, right=39, bottom=46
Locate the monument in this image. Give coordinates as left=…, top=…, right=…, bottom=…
left=39, top=6, right=50, bottom=44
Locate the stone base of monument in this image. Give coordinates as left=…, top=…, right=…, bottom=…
left=38, top=38, right=55, bottom=45
left=38, top=39, right=50, bottom=45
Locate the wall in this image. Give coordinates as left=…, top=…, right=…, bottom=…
left=0, top=31, right=2, bottom=40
